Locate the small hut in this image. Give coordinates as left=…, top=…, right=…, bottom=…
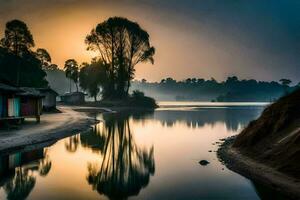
left=0, top=83, right=23, bottom=124
left=18, top=87, right=44, bottom=122
left=61, top=92, right=86, bottom=104
left=37, top=88, right=58, bottom=110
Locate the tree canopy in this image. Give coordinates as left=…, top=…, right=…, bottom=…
left=36, top=48, right=51, bottom=70
left=64, top=59, right=79, bottom=92
left=85, top=17, right=155, bottom=99
left=279, top=78, right=292, bottom=86
left=79, top=60, right=108, bottom=101
left=0, top=19, right=34, bottom=56
left=0, top=19, right=48, bottom=87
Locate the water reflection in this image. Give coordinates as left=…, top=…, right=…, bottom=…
left=81, top=112, right=155, bottom=199
left=252, top=182, right=291, bottom=200
left=0, top=106, right=274, bottom=200
left=0, top=142, right=53, bottom=200
left=65, top=135, right=80, bottom=153
left=153, top=107, right=263, bottom=131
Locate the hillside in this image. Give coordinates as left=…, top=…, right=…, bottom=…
left=233, top=89, right=300, bottom=179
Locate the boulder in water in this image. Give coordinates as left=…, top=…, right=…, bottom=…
left=199, top=160, right=210, bottom=166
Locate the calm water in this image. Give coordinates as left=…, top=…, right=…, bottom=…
left=0, top=103, right=278, bottom=200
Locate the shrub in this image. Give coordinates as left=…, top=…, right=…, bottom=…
left=132, top=90, right=145, bottom=99
left=128, top=90, right=158, bottom=108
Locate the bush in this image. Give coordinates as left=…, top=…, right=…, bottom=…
left=128, top=90, right=158, bottom=108
left=132, top=90, right=145, bottom=99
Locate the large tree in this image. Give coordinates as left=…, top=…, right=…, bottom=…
left=85, top=17, right=155, bottom=99
left=64, top=59, right=79, bottom=92
left=0, top=19, right=34, bottom=56
left=0, top=19, right=48, bottom=87
left=0, top=19, right=39, bottom=86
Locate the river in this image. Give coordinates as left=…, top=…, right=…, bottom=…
left=0, top=102, right=281, bottom=200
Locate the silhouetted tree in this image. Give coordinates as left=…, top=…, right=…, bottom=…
left=47, top=64, right=59, bottom=71
left=79, top=60, right=109, bottom=101
left=185, top=78, right=192, bottom=84
left=279, top=78, right=292, bottom=94
left=64, top=59, right=79, bottom=92
left=279, top=78, right=292, bottom=86
left=36, top=48, right=51, bottom=70
left=210, top=77, right=217, bottom=83
left=0, top=19, right=34, bottom=56
left=0, top=19, right=38, bottom=86
left=165, top=77, right=176, bottom=84
left=85, top=17, right=155, bottom=99
left=226, top=76, right=238, bottom=84
left=197, top=78, right=205, bottom=84
left=191, top=78, right=197, bottom=84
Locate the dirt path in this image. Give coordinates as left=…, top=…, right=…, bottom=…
left=0, top=106, right=99, bottom=153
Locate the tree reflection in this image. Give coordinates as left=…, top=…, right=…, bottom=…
left=38, top=149, right=52, bottom=177
left=82, top=112, right=155, bottom=200
left=65, top=135, right=80, bottom=153
left=80, top=125, right=105, bottom=154
left=0, top=145, right=52, bottom=200
left=3, top=167, right=36, bottom=200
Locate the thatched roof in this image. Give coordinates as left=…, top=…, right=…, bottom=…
left=0, top=79, right=53, bottom=98
left=61, top=92, right=86, bottom=97
left=18, top=87, right=44, bottom=98
left=37, top=88, right=58, bottom=96
left=0, top=83, right=22, bottom=93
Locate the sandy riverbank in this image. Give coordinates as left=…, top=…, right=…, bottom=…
left=0, top=106, right=104, bottom=154
left=217, top=137, right=300, bottom=200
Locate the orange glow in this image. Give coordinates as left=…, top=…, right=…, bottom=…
left=0, top=0, right=294, bottom=82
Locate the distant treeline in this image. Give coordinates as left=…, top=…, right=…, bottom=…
left=131, top=77, right=300, bottom=102
left=1, top=19, right=298, bottom=103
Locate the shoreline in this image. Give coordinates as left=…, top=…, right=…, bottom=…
left=217, top=136, right=300, bottom=200
left=0, top=106, right=101, bottom=155
left=0, top=105, right=155, bottom=155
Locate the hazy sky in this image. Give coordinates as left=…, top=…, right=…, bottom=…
left=0, top=0, right=299, bottom=83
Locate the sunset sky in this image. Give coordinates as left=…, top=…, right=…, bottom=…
left=0, top=0, right=299, bottom=83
